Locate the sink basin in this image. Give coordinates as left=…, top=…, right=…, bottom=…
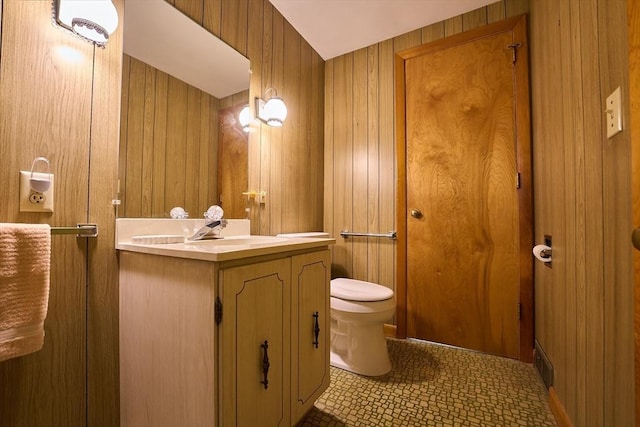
left=131, top=234, right=185, bottom=244
left=184, top=235, right=289, bottom=246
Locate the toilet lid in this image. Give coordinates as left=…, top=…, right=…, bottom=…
left=331, top=278, right=394, bottom=302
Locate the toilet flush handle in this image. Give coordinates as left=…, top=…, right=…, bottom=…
left=410, top=209, right=423, bottom=219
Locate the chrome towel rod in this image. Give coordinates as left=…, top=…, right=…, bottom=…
left=340, top=230, right=397, bottom=240
left=51, top=224, right=98, bottom=238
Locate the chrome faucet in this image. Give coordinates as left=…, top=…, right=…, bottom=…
left=188, top=219, right=228, bottom=241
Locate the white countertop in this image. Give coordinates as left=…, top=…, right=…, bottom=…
left=115, top=218, right=335, bottom=262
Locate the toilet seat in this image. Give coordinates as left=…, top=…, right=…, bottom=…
left=331, top=278, right=394, bottom=302
left=331, top=296, right=395, bottom=314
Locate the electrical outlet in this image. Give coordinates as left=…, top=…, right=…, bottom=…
left=606, top=86, right=622, bottom=139
left=19, top=171, right=54, bottom=212
left=29, top=192, right=46, bottom=204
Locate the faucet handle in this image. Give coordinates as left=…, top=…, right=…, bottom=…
left=170, top=207, right=189, bottom=219
left=204, top=205, right=224, bottom=221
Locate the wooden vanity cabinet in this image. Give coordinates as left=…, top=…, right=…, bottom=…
left=119, top=248, right=331, bottom=427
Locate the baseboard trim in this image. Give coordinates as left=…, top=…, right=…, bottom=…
left=549, top=387, right=573, bottom=427
left=384, top=323, right=397, bottom=338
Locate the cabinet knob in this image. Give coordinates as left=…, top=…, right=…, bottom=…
left=410, top=209, right=423, bottom=219
left=633, top=228, right=640, bottom=250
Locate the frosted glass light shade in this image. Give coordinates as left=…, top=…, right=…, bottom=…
left=53, top=0, right=119, bottom=47
left=238, top=105, right=252, bottom=132
left=263, top=97, right=287, bottom=127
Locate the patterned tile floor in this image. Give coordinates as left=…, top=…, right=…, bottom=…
left=298, top=338, right=557, bottom=427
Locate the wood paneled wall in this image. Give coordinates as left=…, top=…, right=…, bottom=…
left=529, top=1, right=633, bottom=425
left=0, top=0, right=123, bottom=426
left=324, top=0, right=528, bottom=291
left=125, top=0, right=325, bottom=234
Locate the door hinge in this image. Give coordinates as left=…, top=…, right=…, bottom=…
left=507, top=43, right=522, bottom=64
left=517, top=303, right=522, bottom=320
left=516, top=172, right=521, bottom=189
left=215, top=296, right=223, bottom=324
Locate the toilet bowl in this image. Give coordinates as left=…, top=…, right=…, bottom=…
left=274, top=233, right=395, bottom=376
left=330, top=278, right=395, bottom=376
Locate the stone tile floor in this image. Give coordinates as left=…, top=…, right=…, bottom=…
left=298, top=338, right=557, bottom=426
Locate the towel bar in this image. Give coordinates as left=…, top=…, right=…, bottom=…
left=340, top=230, right=396, bottom=240
left=51, top=224, right=98, bottom=238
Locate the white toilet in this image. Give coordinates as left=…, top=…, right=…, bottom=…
left=275, top=232, right=395, bottom=376
left=330, top=278, right=395, bottom=376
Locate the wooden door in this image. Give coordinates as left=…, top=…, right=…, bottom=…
left=396, top=16, right=533, bottom=360
left=218, top=103, right=249, bottom=218
left=218, top=259, right=291, bottom=426
left=629, top=0, right=640, bottom=422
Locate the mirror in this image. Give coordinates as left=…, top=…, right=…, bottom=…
left=118, top=0, right=251, bottom=219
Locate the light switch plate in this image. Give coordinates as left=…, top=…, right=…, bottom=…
left=19, top=170, right=54, bottom=212
left=606, top=86, right=622, bottom=139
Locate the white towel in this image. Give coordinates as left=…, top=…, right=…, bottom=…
left=0, top=223, right=51, bottom=362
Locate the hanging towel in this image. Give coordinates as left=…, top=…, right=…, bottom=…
left=0, top=223, right=51, bottom=362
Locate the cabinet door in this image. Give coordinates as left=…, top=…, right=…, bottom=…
left=218, top=258, right=291, bottom=426
left=291, top=250, right=331, bottom=422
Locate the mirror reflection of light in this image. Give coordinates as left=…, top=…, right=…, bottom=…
left=238, top=105, right=252, bottom=132
left=55, top=45, right=85, bottom=63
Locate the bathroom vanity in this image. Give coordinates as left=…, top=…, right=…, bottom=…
left=116, top=219, right=334, bottom=426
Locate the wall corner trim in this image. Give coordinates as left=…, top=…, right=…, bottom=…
left=549, top=387, right=574, bottom=427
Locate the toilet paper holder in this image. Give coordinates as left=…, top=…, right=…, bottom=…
left=532, top=235, right=553, bottom=268
left=539, top=248, right=552, bottom=259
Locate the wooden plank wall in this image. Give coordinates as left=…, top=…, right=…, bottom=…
left=529, top=1, right=633, bottom=426
left=324, top=0, right=528, bottom=295
left=124, top=0, right=325, bottom=234
left=0, top=0, right=123, bottom=426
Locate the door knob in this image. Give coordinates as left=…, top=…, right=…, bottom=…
left=632, top=228, right=640, bottom=250
left=410, top=209, right=423, bottom=219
